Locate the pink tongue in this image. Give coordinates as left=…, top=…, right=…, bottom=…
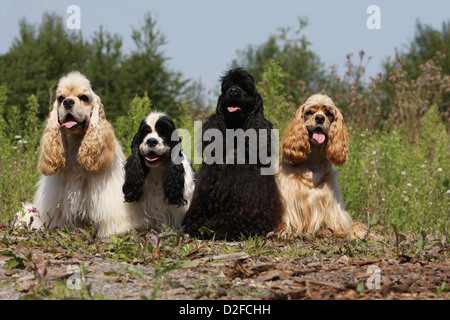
left=145, top=156, right=159, bottom=162
left=61, top=121, right=78, bottom=128
left=227, top=106, right=241, bottom=112
left=313, top=132, right=326, bottom=144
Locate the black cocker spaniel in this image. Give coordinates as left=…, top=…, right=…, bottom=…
left=183, top=68, right=283, bottom=240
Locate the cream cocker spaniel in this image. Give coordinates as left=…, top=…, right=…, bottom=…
left=276, top=94, right=368, bottom=239
left=18, top=72, right=150, bottom=238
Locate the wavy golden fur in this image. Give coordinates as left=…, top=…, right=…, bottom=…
left=276, top=94, right=368, bottom=239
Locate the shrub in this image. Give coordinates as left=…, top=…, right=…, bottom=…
left=114, top=93, right=152, bottom=156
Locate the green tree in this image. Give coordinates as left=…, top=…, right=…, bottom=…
left=231, top=17, right=325, bottom=102
left=84, top=27, right=125, bottom=119
left=119, top=13, right=188, bottom=119
left=396, top=20, right=450, bottom=79
left=0, top=13, right=86, bottom=117
left=256, top=59, right=296, bottom=133
left=0, top=12, right=195, bottom=122
left=115, top=94, right=152, bottom=156
left=383, top=20, right=450, bottom=118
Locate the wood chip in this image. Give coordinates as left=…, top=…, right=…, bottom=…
left=211, top=252, right=249, bottom=261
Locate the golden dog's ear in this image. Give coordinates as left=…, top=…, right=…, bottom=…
left=77, top=93, right=115, bottom=172
left=281, top=104, right=311, bottom=164
left=38, top=101, right=66, bottom=175
left=325, top=107, right=348, bottom=165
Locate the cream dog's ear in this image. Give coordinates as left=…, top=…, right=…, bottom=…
left=77, top=92, right=115, bottom=172
left=38, top=100, right=66, bottom=175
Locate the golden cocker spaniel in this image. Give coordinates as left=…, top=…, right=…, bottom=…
left=276, top=94, right=368, bottom=239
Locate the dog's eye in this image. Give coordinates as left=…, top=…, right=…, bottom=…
left=305, top=111, right=314, bottom=116
left=326, top=111, right=334, bottom=118
left=58, top=96, right=65, bottom=103
left=79, top=95, right=89, bottom=102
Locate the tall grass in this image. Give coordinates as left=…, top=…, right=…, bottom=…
left=0, top=56, right=448, bottom=236
left=339, top=106, right=449, bottom=234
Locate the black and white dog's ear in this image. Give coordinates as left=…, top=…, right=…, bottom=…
left=163, top=159, right=187, bottom=207
left=122, top=131, right=149, bottom=203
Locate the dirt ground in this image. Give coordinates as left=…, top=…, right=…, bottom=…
left=1, top=238, right=448, bottom=300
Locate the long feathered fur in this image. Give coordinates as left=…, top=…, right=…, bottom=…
left=276, top=94, right=368, bottom=239
left=18, top=72, right=150, bottom=238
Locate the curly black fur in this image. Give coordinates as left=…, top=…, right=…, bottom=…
left=183, top=68, right=283, bottom=240
left=163, top=159, right=188, bottom=207
left=122, top=120, right=150, bottom=203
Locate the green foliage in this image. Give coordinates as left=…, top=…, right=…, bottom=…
left=232, top=17, right=325, bottom=101
left=0, top=85, right=9, bottom=146
left=256, top=59, right=297, bottom=134
left=382, top=20, right=450, bottom=126
left=396, top=20, right=450, bottom=79
left=0, top=12, right=191, bottom=121
left=23, top=95, right=41, bottom=150
left=0, top=13, right=85, bottom=118
left=84, top=26, right=124, bottom=119
left=118, top=13, right=188, bottom=119
left=175, top=101, right=200, bottom=171
left=0, top=88, right=41, bottom=223
left=114, top=94, right=152, bottom=156
left=339, top=107, right=449, bottom=234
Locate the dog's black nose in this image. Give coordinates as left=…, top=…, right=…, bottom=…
left=146, top=138, right=159, bottom=147
left=315, top=115, right=325, bottom=124
left=228, top=86, right=240, bottom=96
left=63, top=98, right=75, bottom=109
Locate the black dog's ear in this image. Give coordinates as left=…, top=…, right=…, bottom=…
left=253, top=92, right=264, bottom=115
left=155, top=115, right=180, bottom=148
left=163, top=159, right=187, bottom=207
left=122, top=131, right=149, bottom=203
left=216, top=95, right=225, bottom=118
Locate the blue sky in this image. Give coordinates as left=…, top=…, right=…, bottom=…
left=0, top=0, right=449, bottom=92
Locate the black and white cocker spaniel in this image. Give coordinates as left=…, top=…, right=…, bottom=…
left=122, top=112, right=196, bottom=230
left=183, top=68, right=283, bottom=240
